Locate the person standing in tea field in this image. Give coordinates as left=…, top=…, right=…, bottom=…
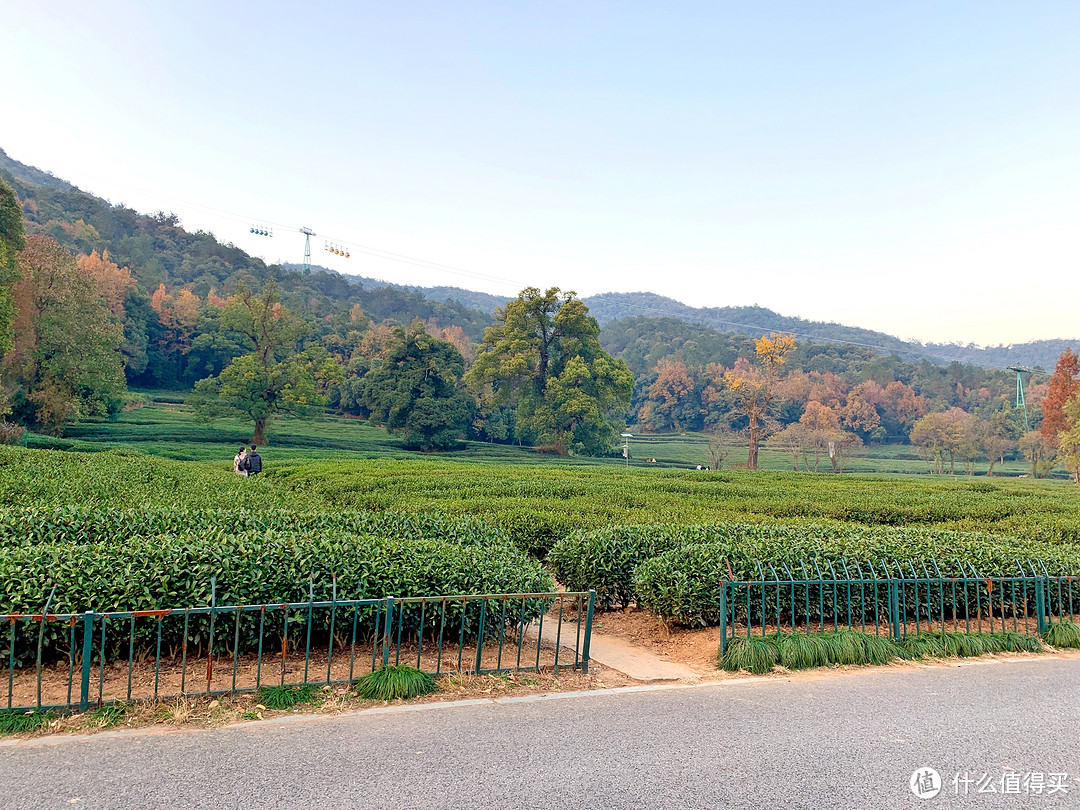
left=233, top=447, right=248, bottom=476
left=244, top=445, right=263, bottom=476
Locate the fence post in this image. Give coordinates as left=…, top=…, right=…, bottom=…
left=474, top=599, right=487, bottom=674
left=719, top=582, right=728, bottom=655
left=79, top=611, right=93, bottom=712
left=1035, top=578, right=1047, bottom=635
left=382, top=597, right=394, bottom=669
left=888, top=580, right=901, bottom=642
left=581, top=591, right=595, bottom=674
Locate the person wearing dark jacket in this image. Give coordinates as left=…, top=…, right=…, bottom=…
left=244, top=445, right=262, bottom=476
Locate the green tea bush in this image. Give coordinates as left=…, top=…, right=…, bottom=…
left=0, top=531, right=553, bottom=664
left=623, top=524, right=1080, bottom=626
left=1, top=531, right=552, bottom=615
left=0, top=447, right=305, bottom=511
left=0, top=506, right=512, bottom=549
left=547, top=525, right=722, bottom=609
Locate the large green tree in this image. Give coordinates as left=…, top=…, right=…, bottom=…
left=2, top=235, right=126, bottom=431
left=468, top=287, right=633, bottom=455
left=189, top=282, right=336, bottom=443
left=360, top=321, right=474, bottom=450
left=0, top=177, right=25, bottom=357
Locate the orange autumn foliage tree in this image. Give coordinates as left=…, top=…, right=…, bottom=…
left=724, top=332, right=795, bottom=469
left=641, top=357, right=695, bottom=430
left=1040, top=348, right=1079, bottom=448
left=76, top=250, right=133, bottom=319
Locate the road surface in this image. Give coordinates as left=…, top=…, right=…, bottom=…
left=3, top=657, right=1078, bottom=809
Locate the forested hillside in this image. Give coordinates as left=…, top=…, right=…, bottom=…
left=0, top=148, right=493, bottom=390
left=584, top=292, right=1071, bottom=370
left=2, top=147, right=1079, bottom=478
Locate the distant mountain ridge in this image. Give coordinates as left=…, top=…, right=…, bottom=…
left=3, top=146, right=1073, bottom=371
left=340, top=278, right=1073, bottom=370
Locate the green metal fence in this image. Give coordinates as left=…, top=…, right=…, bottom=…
left=719, top=559, right=1077, bottom=654
left=2, top=584, right=595, bottom=714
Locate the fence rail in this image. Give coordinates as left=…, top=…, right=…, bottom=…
left=2, top=587, right=595, bottom=714
left=720, top=560, right=1078, bottom=654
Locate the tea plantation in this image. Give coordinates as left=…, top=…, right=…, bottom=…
left=3, top=438, right=1079, bottom=622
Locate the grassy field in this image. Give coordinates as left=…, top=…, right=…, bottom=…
left=25, top=395, right=1052, bottom=478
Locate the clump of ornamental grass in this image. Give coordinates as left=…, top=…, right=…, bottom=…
left=718, top=636, right=779, bottom=675
left=87, top=703, right=128, bottom=728
left=1043, top=621, right=1080, bottom=649
left=900, top=630, right=1044, bottom=660
left=0, top=710, right=50, bottom=734
left=991, top=630, right=1044, bottom=653
left=720, top=627, right=1047, bottom=674
left=355, top=665, right=437, bottom=701
left=255, top=684, right=321, bottom=710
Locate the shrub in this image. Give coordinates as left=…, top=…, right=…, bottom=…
left=0, top=422, right=25, bottom=446
left=0, top=506, right=512, bottom=549
left=548, top=524, right=726, bottom=609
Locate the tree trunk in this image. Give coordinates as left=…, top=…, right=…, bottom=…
left=747, top=430, right=759, bottom=469
left=253, top=420, right=267, bottom=446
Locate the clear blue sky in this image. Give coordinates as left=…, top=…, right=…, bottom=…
left=3, top=1, right=1078, bottom=345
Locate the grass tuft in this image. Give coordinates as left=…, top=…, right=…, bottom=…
left=900, top=630, right=1045, bottom=659
left=900, top=632, right=947, bottom=659
left=255, top=684, right=320, bottom=710
left=87, top=703, right=129, bottom=728
left=719, top=636, right=780, bottom=674
left=993, top=631, right=1044, bottom=653
left=775, top=633, right=820, bottom=670
left=722, top=628, right=1045, bottom=674
left=1044, top=621, right=1080, bottom=649
left=862, top=633, right=904, bottom=665
left=355, top=665, right=438, bottom=701
left=0, top=710, right=50, bottom=734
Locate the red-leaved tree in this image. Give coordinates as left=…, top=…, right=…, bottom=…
left=1040, top=348, right=1079, bottom=447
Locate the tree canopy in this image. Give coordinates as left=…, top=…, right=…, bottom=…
left=468, top=288, right=633, bottom=455
left=2, top=235, right=126, bottom=431
left=359, top=320, right=474, bottom=450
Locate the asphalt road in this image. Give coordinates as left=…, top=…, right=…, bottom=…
left=3, top=658, right=1079, bottom=810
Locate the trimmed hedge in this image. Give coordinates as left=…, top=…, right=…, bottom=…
left=0, top=506, right=511, bottom=549
left=1, top=531, right=551, bottom=615
left=548, top=524, right=730, bottom=609
left=634, top=527, right=1080, bottom=626
left=550, top=522, right=1080, bottom=625
left=1, top=530, right=554, bottom=664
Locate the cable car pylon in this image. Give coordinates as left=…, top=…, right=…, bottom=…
left=299, top=227, right=315, bottom=274
left=1008, top=365, right=1031, bottom=429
